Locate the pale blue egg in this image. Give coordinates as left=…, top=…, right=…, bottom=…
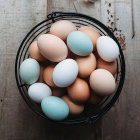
left=19, top=58, right=40, bottom=85
left=41, top=96, right=69, bottom=121
left=67, top=31, right=93, bottom=56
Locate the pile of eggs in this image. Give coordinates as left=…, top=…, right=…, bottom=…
left=19, top=20, right=119, bottom=121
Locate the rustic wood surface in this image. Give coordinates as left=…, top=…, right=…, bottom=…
left=0, top=0, right=140, bottom=140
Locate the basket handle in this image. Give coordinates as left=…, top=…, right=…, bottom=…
left=47, top=11, right=81, bottom=22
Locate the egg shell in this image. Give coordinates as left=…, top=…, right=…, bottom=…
left=75, top=53, right=96, bottom=78
left=50, top=20, right=77, bottom=41
left=43, top=65, right=56, bottom=87
left=53, top=59, right=78, bottom=87
left=78, top=26, right=100, bottom=50
left=37, top=34, right=68, bottom=62
left=97, top=36, right=120, bottom=62
left=28, top=83, right=52, bottom=103
left=97, top=58, right=117, bottom=75
left=88, top=92, right=103, bottom=104
left=41, top=96, right=69, bottom=121
left=67, top=31, right=93, bottom=56
left=89, top=69, right=116, bottom=96
left=29, top=41, right=46, bottom=62
left=19, top=58, right=40, bottom=85
left=52, top=88, right=66, bottom=97
left=67, top=78, right=90, bottom=103
left=62, top=95, right=84, bottom=115
left=38, top=63, right=46, bottom=82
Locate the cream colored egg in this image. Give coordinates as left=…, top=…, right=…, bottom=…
left=50, top=20, right=77, bottom=41
left=37, top=34, right=68, bottom=62
left=89, top=69, right=116, bottom=96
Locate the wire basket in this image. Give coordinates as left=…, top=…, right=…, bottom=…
left=15, top=11, right=125, bottom=124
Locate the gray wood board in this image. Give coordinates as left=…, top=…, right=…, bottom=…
left=0, top=0, right=140, bottom=140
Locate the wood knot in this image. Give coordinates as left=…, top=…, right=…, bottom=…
left=84, top=0, right=98, bottom=4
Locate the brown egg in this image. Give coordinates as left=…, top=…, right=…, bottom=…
left=37, top=34, right=68, bottom=62
left=52, top=88, right=65, bottom=97
left=75, top=53, right=96, bottom=78
left=97, top=58, right=117, bottom=75
left=88, top=92, right=103, bottom=104
left=50, top=20, right=77, bottom=41
left=29, top=41, right=46, bottom=62
left=78, top=26, right=100, bottom=51
left=38, top=64, right=45, bottom=82
left=89, top=69, right=116, bottom=96
left=62, top=95, right=84, bottom=115
left=43, top=65, right=56, bottom=87
left=67, top=78, right=90, bottom=103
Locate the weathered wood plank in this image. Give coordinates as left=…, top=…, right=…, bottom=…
left=0, top=0, right=140, bottom=140
left=47, top=1, right=102, bottom=140
left=0, top=0, right=47, bottom=140
left=101, top=0, right=140, bottom=140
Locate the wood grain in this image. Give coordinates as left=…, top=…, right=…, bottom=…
left=0, top=0, right=140, bottom=140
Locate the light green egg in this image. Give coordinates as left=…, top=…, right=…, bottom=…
left=67, top=31, right=93, bottom=56
left=19, top=58, right=40, bottom=85
left=41, top=96, right=69, bottom=121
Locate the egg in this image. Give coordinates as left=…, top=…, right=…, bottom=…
left=78, top=26, right=100, bottom=50
left=67, top=78, right=90, bottom=103
left=89, top=69, right=116, bottom=96
left=29, top=41, right=46, bottom=62
left=38, top=63, right=47, bottom=82
left=75, top=53, right=96, bottom=78
left=97, top=58, right=117, bottom=75
left=62, top=95, right=84, bottom=115
left=28, top=82, right=52, bottom=103
left=53, top=59, right=78, bottom=87
left=67, top=31, right=93, bottom=56
left=52, top=88, right=65, bottom=97
left=37, top=34, right=68, bottom=62
left=19, top=58, right=40, bottom=84
left=41, top=96, right=69, bottom=121
left=97, top=36, right=120, bottom=62
left=50, top=20, right=77, bottom=41
left=43, top=65, right=56, bottom=87
left=88, top=92, right=103, bottom=104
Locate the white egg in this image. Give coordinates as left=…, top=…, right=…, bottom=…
left=28, top=82, right=52, bottom=103
left=53, top=59, right=78, bottom=87
left=97, top=36, right=120, bottom=62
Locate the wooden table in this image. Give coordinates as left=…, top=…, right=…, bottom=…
left=0, top=0, right=140, bottom=139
